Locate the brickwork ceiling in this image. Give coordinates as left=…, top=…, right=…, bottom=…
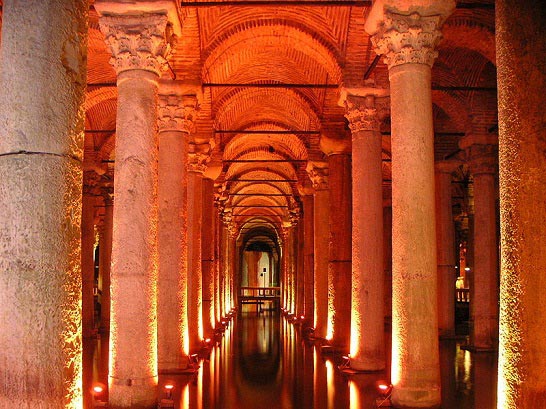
left=78, top=0, right=497, bottom=237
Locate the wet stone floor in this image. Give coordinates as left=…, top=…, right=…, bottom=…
left=152, top=311, right=497, bottom=409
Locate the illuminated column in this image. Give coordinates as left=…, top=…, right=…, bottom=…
left=82, top=180, right=97, bottom=407
left=0, top=1, right=87, bottom=407
left=497, top=4, right=546, bottom=405
left=461, top=136, right=498, bottom=351
left=187, top=143, right=211, bottom=351
left=383, top=198, right=393, bottom=321
left=295, top=211, right=305, bottom=319
left=202, top=177, right=216, bottom=337
left=281, top=226, right=290, bottom=311
left=99, top=190, right=113, bottom=397
left=435, top=160, right=459, bottom=338
left=302, top=190, right=315, bottom=326
left=98, top=9, right=175, bottom=407
left=340, top=87, right=388, bottom=370
left=366, top=1, right=454, bottom=406
left=322, top=136, right=352, bottom=350
left=306, top=161, right=330, bottom=338
left=157, top=84, right=196, bottom=371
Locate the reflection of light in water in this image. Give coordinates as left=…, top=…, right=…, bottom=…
left=197, top=364, right=203, bottom=409
left=326, top=360, right=334, bottom=409
left=349, top=380, right=360, bottom=409
left=181, top=383, right=189, bottom=409
left=455, top=344, right=472, bottom=390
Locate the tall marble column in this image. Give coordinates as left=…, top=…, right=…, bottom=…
left=340, top=87, right=387, bottom=371
left=98, top=9, right=175, bottom=407
left=461, top=136, right=499, bottom=351
left=366, top=1, right=455, bottom=406
left=81, top=182, right=98, bottom=408
left=435, top=160, right=459, bottom=338
left=302, top=190, right=315, bottom=326
left=99, top=190, right=114, bottom=399
left=0, top=1, right=87, bottom=407
left=202, top=177, right=216, bottom=338
left=322, top=136, right=352, bottom=350
left=306, top=161, right=330, bottom=339
left=157, top=84, right=196, bottom=372
left=497, top=1, right=546, bottom=406
left=187, top=143, right=210, bottom=351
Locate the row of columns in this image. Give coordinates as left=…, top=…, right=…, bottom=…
left=1, top=0, right=544, bottom=408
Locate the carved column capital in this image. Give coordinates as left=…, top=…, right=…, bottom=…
left=99, top=13, right=175, bottom=76
left=158, top=93, right=198, bottom=134
left=306, top=161, right=329, bottom=191
left=187, top=143, right=211, bottom=174
left=339, top=85, right=390, bottom=135
left=370, top=11, right=444, bottom=69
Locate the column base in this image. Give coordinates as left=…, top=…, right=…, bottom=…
left=391, top=386, right=441, bottom=409
left=109, top=377, right=158, bottom=409
left=349, top=356, right=385, bottom=372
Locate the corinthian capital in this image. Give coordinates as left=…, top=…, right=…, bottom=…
left=99, top=13, right=175, bottom=76
left=372, top=12, right=443, bottom=69
left=187, top=142, right=211, bottom=174
left=158, top=93, right=198, bottom=134
left=339, top=86, right=390, bottom=135
left=306, top=161, right=329, bottom=191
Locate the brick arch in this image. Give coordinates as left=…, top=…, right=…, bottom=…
left=214, top=88, right=320, bottom=132
left=442, top=13, right=495, bottom=65
left=202, top=24, right=342, bottom=85
left=223, top=131, right=309, bottom=162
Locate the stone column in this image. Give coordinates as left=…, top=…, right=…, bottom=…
left=295, top=212, right=305, bottom=319
left=340, top=87, right=387, bottom=371
left=280, top=226, right=290, bottom=312
left=202, top=177, right=215, bottom=338
left=321, top=136, right=352, bottom=350
left=497, top=5, right=546, bottom=406
left=435, top=160, right=459, bottom=338
left=302, top=191, right=315, bottom=327
left=461, top=136, right=499, bottom=351
left=187, top=143, right=210, bottom=350
left=366, top=1, right=454, bottom=406
left=157, top=84, right=196, bottom=372
left=98, top=9, right=175, bottom=407
left=82, top=182, right=97, bottom=408
left=306, top=161, right=330, bottom=339
left=0, top=1, right=87, bottom=407
left=99, top=190, right=114, bottom=398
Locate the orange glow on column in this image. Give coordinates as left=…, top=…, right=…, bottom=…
left=326, top=359, right=335, bottom=408
left=350, top=301, right=360, bottom=357
left=391, top=301, right=402, bottom=387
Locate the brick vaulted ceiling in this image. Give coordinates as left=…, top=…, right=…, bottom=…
left=81, top=0, right=496, bottom=240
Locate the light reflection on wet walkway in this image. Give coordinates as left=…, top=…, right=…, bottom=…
left=153, top=311, right=497, bottom=409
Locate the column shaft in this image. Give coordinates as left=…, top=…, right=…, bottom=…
left=158, top=127, right=188, bottom=371
left=435, top=164, right=457, bottom=337
left=328, top=153, right=352, bottom=350
left=345, top=94, right=385, bottom=370
left=497, top=1, right=546, bottom=406
left=303, top=194, right=315, bottom=325
left=471, top=170, right=498, bottom=350
left=99, top=196, right=113, bottom=399
left=202, top=178, right=215, bottom=337
left=313, top=188, right=330, bottom=338
left=109, top=70, right=160, bottom=407
left=187, top=170, right=204, bottom=350
left=0, top=1, right=87, bottom=407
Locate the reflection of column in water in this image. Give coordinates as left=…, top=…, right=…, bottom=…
left=439, top=341, right=457, bottom=408
left=349, top=380, right=361, bottom=409
left=326, top=360, right=335, bottom=409
left=473, top=352, right=497, bottom=408
left=314, top=348, right=328, bottom=409
left=302, top=341, right=314, bottom=409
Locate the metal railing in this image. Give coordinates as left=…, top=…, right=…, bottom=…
left=456, top=288, right=470, bottom=303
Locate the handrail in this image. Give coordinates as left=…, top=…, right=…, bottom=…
left=456, top=288, right=470, bottom=303
left=239, top=286, right=281, bottom=298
